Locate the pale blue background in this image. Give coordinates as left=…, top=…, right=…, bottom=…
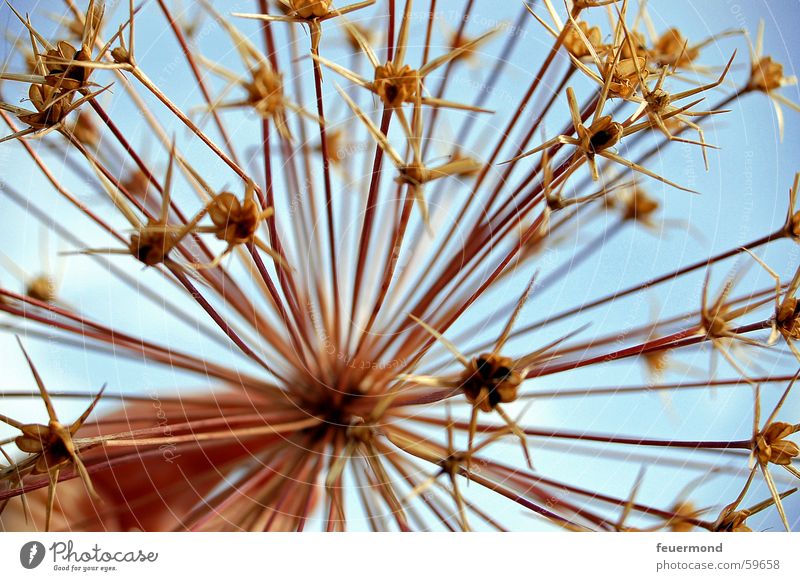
left=0, top=0, right=799, bottom=531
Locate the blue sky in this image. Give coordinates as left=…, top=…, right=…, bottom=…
left=1, top=0, right=799, bottom=531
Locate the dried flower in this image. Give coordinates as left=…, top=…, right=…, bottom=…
left=25, top=275, right=57, bottom=303
left=564, top=20, right=604, bottom=59
left=755, top=422, right=800, bottom=466
left=235, top=0, right=376, bottom=51
left=0, top=0, right=799, bottom=535
left=744, top=21, right=800, bottom=140
left=0, top=339, right=104, bottom=531
left=652, top=28, right=698, bottom=67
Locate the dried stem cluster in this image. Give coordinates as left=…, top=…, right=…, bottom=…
left=0, top=0, right=799, bottom=532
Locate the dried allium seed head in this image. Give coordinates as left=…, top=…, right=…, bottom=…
left=617, top=187, right=659, bottom=224
left=26, top=275, right=56, bottom=303
left=564, top=20, right=603, bottom=58
left=646, top=87, right=672, bottom=115
left=129, top=228, right=178, bottom=267
left=207, top=193, right=262, bottom=245
left=643, top=348, right=668, bottom=378
left=373, top=62, right=419, bottom=108
left=755, top=421, right=800, bottom=466
left=111, top=46, right=131, bottom=64
left=289, top=0, right=332, bottom=19
left=19, top=84, right=73, bottom=129
left=322, top=129, right=347, bottom=163
left=700, top=302, right=732, bottom=339
left=397, top=164, right=427, bottom=185
left=15, top=420, right=75, bottom=475
left=123, top=169, right=152, bottom=201
left=87, top=0, right=105, bottom=32
left=460, top=354, right=521, bottom=412
left=245, top=66, right=286, bottom=117
left=603, top=56, right=647, bottom=99
left=580, top=116, right=623, bottom=154
left=652, top=28, right=699, bottom=67
left=716, top=510, right=752, bottom=532
left=668, top=501, right=697, bottom=532
left=346, top=421, right=374, bottom=444
left=68, top=111, right=100, bottom=147
left=748, top=56, right=786, bottom=92
left=790, top=210, right=800, bottom=239
left=621, top=30, right=648, bottom=60
left=44, top=41, right=92, bottom=91
left=776, top=297, right=800, bottom=339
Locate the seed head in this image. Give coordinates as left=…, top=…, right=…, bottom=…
left=603, top=56, right=647, bottom=99
left=755, top=421, right=800, bottom=466
left=620, top=30, right=647, bottom=60
left=19, top=84, right=74, bottom=130
left=715, top=510, right=752, bottom=532
left=111, top=46, right=132, bottom=64
left=373, top=62, right=419, bottom=108
left=460, top=354, right=522, bottom=413
left=129, top=228, right=178, bottom=267
left=207, top=193, right=263, bottom=246
left=245, top=66, right=285, bottom=116
left=44, top=41, right=93, bottom=91
left=289, top=0, right=333, bottom=19
left=653, top=28, right=699, bottom=67
left=616, top=187, right=660, bottom=224
left=748, top=56, right=787, bottom=93
left=581, top=115, right=623, bottom=154
left=15, top=420, right=76, bottom=475
left=776, top=298, right=800, bottom=339
left=67, top=111, right=100, bottom=147
left=668, top=501, right=697, bottom=532
left=26, top=275, right=56, bottom=303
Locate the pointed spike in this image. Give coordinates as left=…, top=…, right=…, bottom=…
left=494, top=273, right=537, bottom=355
left=761, top=464, right=791, bottom=531
left=45, top=467, right=60, bottom=532
left=409, top=314, right=470, bottom=367
left=15, top=337, right=58, bottom=423
left=70, top=383, right=107, bottom=435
